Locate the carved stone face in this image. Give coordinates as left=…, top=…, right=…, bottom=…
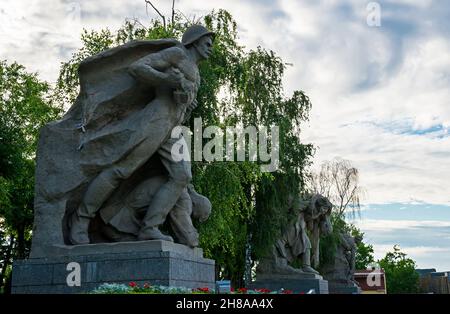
left=193, top=35, right=213, bottom=60
left=316, top=197, right=333, bottom=215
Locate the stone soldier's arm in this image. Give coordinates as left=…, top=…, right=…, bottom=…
left=340, top=233, right=353, bottom=251
left=128, top=47, right=185, bottom=89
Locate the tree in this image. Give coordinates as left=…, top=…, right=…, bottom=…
left=309, top=158, right=363, bottom=218
left=348, top=224, right=375, bottom=270
left=52, top=9, right=314, bottom=288
left=311, top=158, right=368, bottom=273
left=0, top=60, right=62, bottom=292
left=378, top=245, right=419, bottom=294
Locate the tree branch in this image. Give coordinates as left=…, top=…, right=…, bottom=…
left=172, top=0, right=175, bottom=23
left=145, top=0, right=166, bottom=29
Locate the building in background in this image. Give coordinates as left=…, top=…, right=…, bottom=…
left=354, top=269, right=386, bottom=294
left=417, top=269, right=450, bottom=294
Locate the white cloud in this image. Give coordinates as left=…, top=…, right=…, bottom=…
left=0, top=0, right=85, bottom=81
left=373, top=244, right=449, bottom=257
left=353, top=218, right=450, bottom=270
left=353, top=219, right=450, bottom=232
left=370, top=244, right=450, bottom=271
left=0, top=0, right=449, bottom=206
left=372, top=243, right=450, bottom=259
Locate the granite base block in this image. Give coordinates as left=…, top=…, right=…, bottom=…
left=12, top=240, right=215, bottom=294
left=328, top=282, right=361, bottom=294
left=249, top=275, right=329, bottom=294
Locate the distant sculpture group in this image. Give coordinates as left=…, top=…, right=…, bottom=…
left=321, top=231, right=362, bottom=286
left=257, top=194, right=333, bottom=276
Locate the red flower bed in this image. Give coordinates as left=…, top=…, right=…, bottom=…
left=194, top=287, right=211, bottom=293
left=255, top=288, right=271, bottom=293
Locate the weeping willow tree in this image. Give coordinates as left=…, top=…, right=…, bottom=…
left=55, top=9, right=314, bottom=287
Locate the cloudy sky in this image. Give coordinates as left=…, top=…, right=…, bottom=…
left=1, top=0, right=449, bottom=271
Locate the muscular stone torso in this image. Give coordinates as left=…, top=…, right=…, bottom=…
left=148, top=48, right=201, bottom=124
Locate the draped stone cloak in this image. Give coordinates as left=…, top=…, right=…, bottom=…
left=30, top=39, right=188, bottom=257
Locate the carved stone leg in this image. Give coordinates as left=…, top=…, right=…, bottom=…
left=138, top=138, right=192, bottom=241
left=71, top=139, right=155, bottom=244
left=301, top=249, right=320, bottom=274
left=137, top=179, right=186, bottom=241
left=70, top=171, right=121, bottom=244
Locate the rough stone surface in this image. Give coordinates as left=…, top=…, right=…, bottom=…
left=250, top=194, right=333, bottom=295
left=321, top=231, right=362, bottom=288
left=47, top=239, right=205, bottom=258
left=30, top=26, right=215, bottom=256
left=256, top=194, right=333, bottom=276
left=12, top=240, right=215, bottom=294
left=328, top=282, right=361, bottom=294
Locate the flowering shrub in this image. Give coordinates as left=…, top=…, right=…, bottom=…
left=92, top=283, right=193, bottom=294
left=92, top=282, right=309, bottom=294
left=255, top=288, right=271, bottom=294
left=193, top=287, right=211, bottom=293
left=92, top=283, right=134, bottom=294
left=128, top=282, right=137, bottom=288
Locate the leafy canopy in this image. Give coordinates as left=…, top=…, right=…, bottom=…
left=378, top=245, right=419, bottom=294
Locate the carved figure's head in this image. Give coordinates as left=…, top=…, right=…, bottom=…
left=182, top=24, right=215, bottom=60
left=354, top=234, right=363, bottom=245
left=189, top=186, right=212, bottom=223
left=307, top=194, right=333, bottom=235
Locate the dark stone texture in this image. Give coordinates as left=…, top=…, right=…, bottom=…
left=249, top=277, right=329, bottom=294
left=328, top=282, right=361, bottom=294
left=12, top=240, right=215, bottom=294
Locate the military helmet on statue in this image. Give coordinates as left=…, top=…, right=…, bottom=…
left=182, top=24, right=215, bottom=46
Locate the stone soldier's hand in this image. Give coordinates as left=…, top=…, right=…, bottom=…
left=188, top=99, right=198, bottom=111
left=165, top=67, right=184, bottom=89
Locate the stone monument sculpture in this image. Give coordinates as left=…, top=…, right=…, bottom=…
left=251, top=194, right=333, bottom=294
left=321, top=231, right=362, bottom=293
left=12, top=25, right=217, bottom=293
left=94, top=176, right=211, bottom=247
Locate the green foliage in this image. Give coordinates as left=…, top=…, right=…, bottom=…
left=91, top=282, right=296, bottom=294
left=318, top=213, right=346, bottom=270
left=378, top=245, right=419, bottom=294
left=92, top=283, right=195, bottom=294
left=0, top=60, right=62, bottom=291
left=348, top=224, right=375, bottom=270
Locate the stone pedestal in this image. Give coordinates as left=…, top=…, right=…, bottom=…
left=249, top=273, right=329, bottom=294
left=12, top=240, right=215, bottom=294
left=328, top=281, right=361, bottom=294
